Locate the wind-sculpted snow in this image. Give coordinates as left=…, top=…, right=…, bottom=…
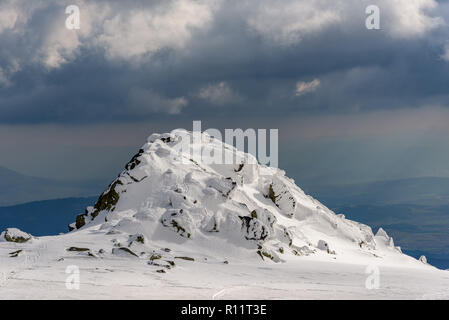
left=66, top=130, right=401, bottom=262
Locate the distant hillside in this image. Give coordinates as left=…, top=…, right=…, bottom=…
left=0, top=197, right=97, bottom=236
left=0, top=166, right=103, bottom=206
left=303, top=177, right=449, bottom=206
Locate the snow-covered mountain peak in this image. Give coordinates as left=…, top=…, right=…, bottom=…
left=65, top=129, right=411, bottom=265
left=1, top=130, right=444, bottom=299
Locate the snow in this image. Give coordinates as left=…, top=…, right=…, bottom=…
left=1, top=130, right=449, bottom=299
left=420, top=256, right=428, bottom=264
left=0, top=228, right=32, bottom=243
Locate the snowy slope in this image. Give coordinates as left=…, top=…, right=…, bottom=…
left=1, top=130, right=448, bottom=299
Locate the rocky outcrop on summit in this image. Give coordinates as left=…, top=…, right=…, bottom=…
left=67, top=130, right=405, bottom=263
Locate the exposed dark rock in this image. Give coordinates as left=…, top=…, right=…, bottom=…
left=129, top=234, right=145, bottom=246
left=92, top=180, right=122, bottom=216
left=250, top=210, right=258, bottom=219
left=75, top=213, right=87, bottom=229
left=161, top=209, right=192, bottom=238
left=175, top=256, right=195, bottom=261
left=2, top=228, right=32, bottom=243
left=239, top=216, right=269, bottom=241
left=166, top=260, right=175, bottom=267
left=71, top=148, right=147, bottom=231
left=235, top=163, right=244, bottom=172
left=9, top=250, right=22, bottom=257
left=160, top=137, right=172, bottom=143
left=150, top=254, right=162, bottom=261
left=67, top=247, right=90, bottom=252
left=268, top=184, right=277, bottom=204
left=125, top=149, right=144, bottom=171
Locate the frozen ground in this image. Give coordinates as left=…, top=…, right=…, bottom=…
left=1, top=230, right=449, bottom=299
left=1, top=130, right=448, bottom=299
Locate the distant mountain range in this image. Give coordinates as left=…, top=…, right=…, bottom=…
left=0, top=166, right=104, bottom=206
left=0, top=197, right=97, bottom=236
left=302, top=177, right=449, bottom=206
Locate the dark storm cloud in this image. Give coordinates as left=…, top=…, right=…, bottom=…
left=0, top=0, right=448, bottom=123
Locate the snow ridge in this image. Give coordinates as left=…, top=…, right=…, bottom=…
left=66, top=129, right=405, bottom=263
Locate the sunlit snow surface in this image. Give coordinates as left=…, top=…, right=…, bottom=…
left=1, top=130, right=448, bottom=299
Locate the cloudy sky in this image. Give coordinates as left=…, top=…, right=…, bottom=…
left=1, top=0, right=449, bottom=186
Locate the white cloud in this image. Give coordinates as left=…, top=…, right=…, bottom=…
left=0, top=0, right=445, bottom=90
left=37, top=20, right=81, bottom=69
left=98, top=0, right=217, bottom=61
left=295, top=79, right=320, bottom=96
left=198, top=81, right=239, bottom=106
left=245, top=0, right=342, bottom=46
left=38, top=1, right=107, bottom=68
left=0, top=0, right=101, bottom=70
left=0, top=0, right=217, bottom=71
left=128, top=88, right=188, bottom=115
left=243, top=0, right=443, bottom=45
left=0, top=1, right=18, bottom=33
left=385, top=0, right=443, bottom=38
left=0, top=0, right=444, bottom=72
